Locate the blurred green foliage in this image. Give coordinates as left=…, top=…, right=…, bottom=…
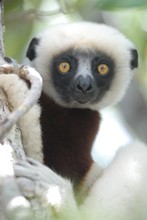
left=95, top=0, right=147, bottom=9
left=77, top=0, right=147, bottom=9
left=4, top=0, right=42, bottom=61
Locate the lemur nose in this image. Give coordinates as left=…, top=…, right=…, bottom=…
left=75, top=76, right=94, bottom=93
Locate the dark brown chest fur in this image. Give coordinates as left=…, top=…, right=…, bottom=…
left=39, top=93, right=100, bottom=185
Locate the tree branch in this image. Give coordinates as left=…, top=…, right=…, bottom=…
left=0, top=62, right=43, bottom=219
left=0, top=0, right=4, bottom=57
left=0, top=64, right=42, bottom=141
left=0, top=88, right=33, bottom=220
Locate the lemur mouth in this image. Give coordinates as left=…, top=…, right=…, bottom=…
left=73, top=94, right=96, bottom=105
left=72, top=97, right=91, bottom=105
left=76, top=99, right=89, bottom=104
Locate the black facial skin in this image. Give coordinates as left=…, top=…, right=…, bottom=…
left=50, top=49, right=115, bottom=105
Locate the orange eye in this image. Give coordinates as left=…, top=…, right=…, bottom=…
left=58, top=62, right=70, bottom=74
left=97, top=64, right=109, bottom=75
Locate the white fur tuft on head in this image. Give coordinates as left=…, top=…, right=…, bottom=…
left=27, top=22, right=138, bottom=110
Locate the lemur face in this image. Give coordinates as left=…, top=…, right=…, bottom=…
left=50, top=49, right=115, bottom=106
left=26, top=22, right=138, bottom=110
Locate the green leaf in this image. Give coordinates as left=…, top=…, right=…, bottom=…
left=95, top=0, right=147, bottom=9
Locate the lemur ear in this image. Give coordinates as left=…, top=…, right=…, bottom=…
left=26, top=37, right=40, bottom=61
left=130, top=49, right=138, bottom=69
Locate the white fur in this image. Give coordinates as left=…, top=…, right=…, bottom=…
left=28, top=21, right=137, bottom=110
left=14, top=140, right=147, bottom=219
left=81, top=141, right=147, bottom=220
left=0, top=74, right=43, bottom=162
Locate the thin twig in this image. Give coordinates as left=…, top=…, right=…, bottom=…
left=0, top=64, right=42, bottom=141
left=0, top=0, right=4, bottom=57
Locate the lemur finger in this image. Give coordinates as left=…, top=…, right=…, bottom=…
left=26, top=157, right=56, bottom=177
left=26, top=157, right=42, bottom=167
left=16, top=177, right=35, bottom=199
left=14, top=164, right=39, bottom=180
left=15, top=160, right=34, bottom=169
